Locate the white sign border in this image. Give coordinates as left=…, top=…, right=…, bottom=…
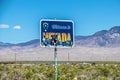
left=40, top=19, right=74, bottom=48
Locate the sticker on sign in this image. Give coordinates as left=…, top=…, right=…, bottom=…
left=40, top=19, right=74, bottom=48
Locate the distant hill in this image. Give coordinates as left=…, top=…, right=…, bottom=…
left=16, top=39, right=40, bottom=47
left=0, top=26, right=120, bottom=48
left=0, top=39, right=40, bottom=49
left=75, top=26, right=120, bottom=47
left=0, top=42, right=13, bottom=49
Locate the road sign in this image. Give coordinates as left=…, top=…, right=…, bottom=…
left=40, top=19, right=74, bottom=48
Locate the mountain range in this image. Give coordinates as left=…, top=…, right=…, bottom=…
left=75, top=26, right=120, bottom=47
left=1, top=26, right=120, bottom=61
left=0, top=26, right=120, bottom=49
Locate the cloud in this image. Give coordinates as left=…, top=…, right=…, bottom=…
left=13, top=25, right=21, bottom=30
left=0, top=24, right=9, bottom=28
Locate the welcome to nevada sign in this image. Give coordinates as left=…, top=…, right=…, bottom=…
left=40, top=19, right=74, bottom=48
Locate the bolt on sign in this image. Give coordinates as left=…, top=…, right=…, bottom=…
left=40, top=19, right=74, bottom=48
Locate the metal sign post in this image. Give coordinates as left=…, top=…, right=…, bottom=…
left=52, top=34, right=58, bottom=80
left=54, top=44, right=58, bottom=80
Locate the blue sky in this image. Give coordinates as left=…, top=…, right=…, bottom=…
left=0, top=0, right=120, bottom=43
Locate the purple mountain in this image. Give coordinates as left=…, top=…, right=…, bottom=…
left=75, top=26, right=120, bottom=47
left=0, top=26, right=120, bottom=48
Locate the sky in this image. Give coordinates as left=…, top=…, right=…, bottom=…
left=0, top=0, right=120, bottom=43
